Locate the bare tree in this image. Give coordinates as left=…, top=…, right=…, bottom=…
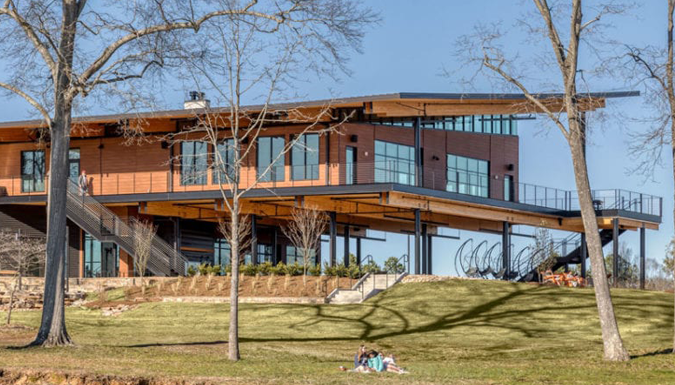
left=282, top=206, right=328, bottom=286
left=130, top=218, right=156, bottom=296
left=166, top=2, right=375, bottom=361
left=0, top=231, right=46, bottom=325
left=0, top=0, right=365, bottom=347
left=623, top=0, right=675, bottom=352
left=460, top=0, right=630, bottom=361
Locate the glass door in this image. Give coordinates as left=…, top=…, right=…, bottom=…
left=346, top=146, right=356, bottom=184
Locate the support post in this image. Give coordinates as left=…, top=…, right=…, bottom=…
left=251, top=215, right=258, bottom=265
left=427, top=234, right=433, bottom=275
left=272, top=227, right=278, bottom=264
left=640, top=224, right=646, bottom=290
left=580, top=232, right=587, bottom=279
left=329, top=211, right=337, bottom=266
left=344, top=225, right=350, bottom=266
left=502, top=221, right=510, bottom=280
left=422, top=224, right=428, bottom=274
left=414, top=116, right=422, bottom=187
left=356, top=237, right=362, bottom=265
left=414, top=209, right=421, bottom=274
left=612, top=218, right=619, bottom=287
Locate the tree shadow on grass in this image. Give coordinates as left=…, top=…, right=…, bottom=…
left=127, top=340, right=228, bottom=348
left=630, top=348, right=673, bottom=359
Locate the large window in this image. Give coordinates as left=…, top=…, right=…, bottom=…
left=68, top=149, right=80, bottom=184
left=257, top=243, right=274, bottom=264
left=373, top=114, right=519, bottom=136
left=181, top=141, right=208, bottom=185
left=286, top=245, right=316, bottom=266
left=374, top=140, right=415, bottom=185
left=84, top=233, right=118, bottom=277
left=214, top=238, right=231, bottom=266
left=21, top=150, right=45, bottom=193
left=447, top=154, right=489, bottom=198
left=291, top=134, right=319, bottom=180
left=257, top=137, right=285, bottom=182
left=213, top=139, right=235, bottom=184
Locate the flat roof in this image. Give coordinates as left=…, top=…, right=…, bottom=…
left=0, top=91, right=640, bottom=129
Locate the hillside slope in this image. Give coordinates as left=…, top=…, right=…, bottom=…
left=1, top=279, right=674, bottom=384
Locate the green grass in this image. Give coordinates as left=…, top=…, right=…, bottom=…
left=1, top=279, right=675, bottom=384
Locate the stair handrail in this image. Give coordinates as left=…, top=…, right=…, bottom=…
left=66, top=180, right=188, bottom=276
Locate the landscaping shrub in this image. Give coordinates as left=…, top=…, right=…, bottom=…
left=187, top=265, right=197, bottom=277
left=257, top=261, right=274, bottom=276
left=284, top=262, right=303, bottom=276
left=271, top=262, right=286, bottom=275
left=241, top=263, right=258, bottom=276
left=308, top=264, right=322, bottom=276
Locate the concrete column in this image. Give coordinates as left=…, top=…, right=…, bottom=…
left=329, top=211, right=337, bottom=266
left=414, top=209, right=421, bottom=274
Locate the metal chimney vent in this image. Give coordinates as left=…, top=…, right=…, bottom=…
left=184, top=91, right=210, bottom=110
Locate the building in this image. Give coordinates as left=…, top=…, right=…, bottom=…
left=0, top=92, right=662, bottom=286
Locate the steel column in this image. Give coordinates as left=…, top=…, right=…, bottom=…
left=640, top=224, right=646, bottom=290
left=272, top=227, right=278, bottom=264
left=251, top=215, right=258, bottom=265
left=329, top=211, right=337, bottom=266
left=414, top=116, right=422, bottom=187
left=427, top=234, right=433, bottom=275
left=422, top=224, right=428, bottom=274
left=414, top=209, right=421, bottom=274
left=580, top=232, right=587, bottom=279
left=356, top=237, right=362, bottom=265
left=502, top=221, right=510, bottom=280
left=612, top=218, right=619, bottom=287
left=344, top=225, right=350, bottom=266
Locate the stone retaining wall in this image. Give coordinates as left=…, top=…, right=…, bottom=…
left=162, top=296, right=326, bottom=304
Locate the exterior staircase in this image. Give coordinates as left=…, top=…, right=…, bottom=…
left=327, top=272, right=407, bottom=304
left=66, top=180, right=187, bottom=276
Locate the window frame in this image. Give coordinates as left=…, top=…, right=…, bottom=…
left=20, top=150, right=46, bottom=193
left=257, top=136, right=286, bottom=182
left=374, top=140, right=416, bottom=186
left=290, top=133, right=320, bottom=181
left=180, top=141, right=208, bottom=186
left=212, top=139, right=236, bottom=185
left=446, top=154, right=490, bottom=198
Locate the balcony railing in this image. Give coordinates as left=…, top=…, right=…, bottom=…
left=0, top=161, right=663, bottom=218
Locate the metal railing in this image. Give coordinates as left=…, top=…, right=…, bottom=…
left=0, top=161, right=663, bottom=218
left=66, top=180, right=188, bottom=276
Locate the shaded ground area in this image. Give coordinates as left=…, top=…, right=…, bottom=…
left=1, top=279, right=675, bottom=384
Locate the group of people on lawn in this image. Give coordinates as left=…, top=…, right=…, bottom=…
left=340, top=345, right=408, bottom=374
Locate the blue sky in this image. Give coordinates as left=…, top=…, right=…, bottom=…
left=0, top=1, right=671, bottom=275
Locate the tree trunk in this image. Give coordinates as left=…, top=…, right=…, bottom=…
left=568, top=129, right=629, bottom=362
left=228, top=212, right=240, bottom=361
left=31, top=0, right=79, bottom=347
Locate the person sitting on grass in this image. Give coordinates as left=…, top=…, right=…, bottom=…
left=354, top=345, right=368, bottom=369
left=366, top=350, right=384, bottom=372
left=382, top=352, right=409, bottom=374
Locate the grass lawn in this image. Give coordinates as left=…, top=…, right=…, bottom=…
left=1, top=279, right=675, bottom=384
